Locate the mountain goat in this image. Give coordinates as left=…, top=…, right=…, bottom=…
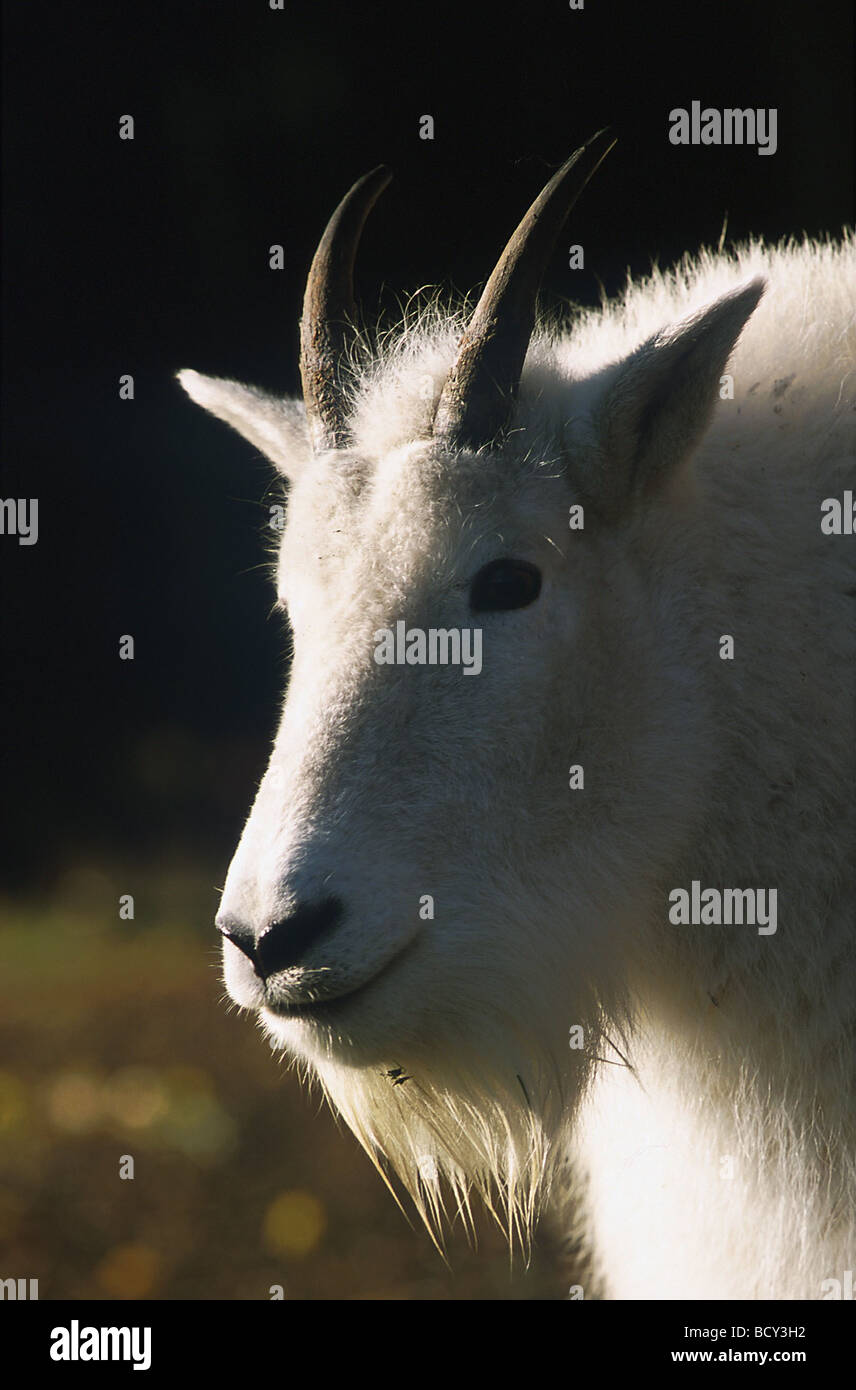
left=179, top=134, right=855, bottom=1299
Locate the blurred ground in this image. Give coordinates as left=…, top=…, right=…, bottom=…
left=0, top=860, right=573, bottom=1299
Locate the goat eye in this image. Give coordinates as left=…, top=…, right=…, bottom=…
left=469, top=558, right=542, bottom=613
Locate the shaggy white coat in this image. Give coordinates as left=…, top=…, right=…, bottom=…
left=180, top=233, right=855, bottom=1299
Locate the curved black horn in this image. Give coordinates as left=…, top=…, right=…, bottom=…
left=432, top=131, right=615, bottom=451
left=299, top=164, right=393, bottom=452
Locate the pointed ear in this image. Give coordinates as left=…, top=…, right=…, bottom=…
left=176, top=369, right=311, bottom=478
left=578, top=278, right=765, bottom=515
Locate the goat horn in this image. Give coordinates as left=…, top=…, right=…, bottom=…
left=300, top=164, right=393, bottom=452
left=432, top=131, right=615, bottom=451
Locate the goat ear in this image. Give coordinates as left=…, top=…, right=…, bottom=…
left=580, top=278, right=765, bottom=514
left=176, top=370, right=311, bottom=479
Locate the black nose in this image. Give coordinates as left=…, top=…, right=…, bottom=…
left=217, top=896, right=345, bottom=979
left=216, top=920, right=257, bottom=964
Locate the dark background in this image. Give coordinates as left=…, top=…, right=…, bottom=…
left=1, top=0, right=853, bottom=891
left=0, top=0, right=853, bottom=1303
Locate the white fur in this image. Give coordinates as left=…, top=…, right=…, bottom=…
left=179, top=232, right=856, bottom=1297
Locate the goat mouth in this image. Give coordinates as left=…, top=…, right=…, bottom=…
left=261, top=939, right=416, bottom=1021
left=262, top=986, right=364, bottom=1020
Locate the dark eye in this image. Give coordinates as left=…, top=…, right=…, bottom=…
left=469, top=558, right=542, bottom=613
